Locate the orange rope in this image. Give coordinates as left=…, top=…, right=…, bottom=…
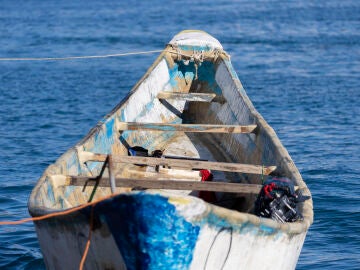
left=79, top=205, right=94, bottom=270
left=0, top=193, right=115, bottom=226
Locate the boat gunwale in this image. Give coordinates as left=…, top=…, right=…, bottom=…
left=29, top=188, right=309, bottom=235
left=217, top=53, right=313, bottom=224
left=28, top=41, right=313, bottom=235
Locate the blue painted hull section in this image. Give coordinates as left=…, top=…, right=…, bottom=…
left=93, top=193, right=199, bottom=270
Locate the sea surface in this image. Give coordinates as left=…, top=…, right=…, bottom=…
left=0, top=0, right=359, bottom=269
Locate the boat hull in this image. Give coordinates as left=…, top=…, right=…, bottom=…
left=35, top=192, right=306, bottom=270
left=29, top=30, right=313, bottom=269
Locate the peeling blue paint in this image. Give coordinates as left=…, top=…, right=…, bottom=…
left=64, top=186, right=75, bottom=199
left=168, top=59, right=222, bottom=95
left=197, top=62, right=222, bottom=95
left=168, top=63, right=180, bottom=90
left=120, top=108, right=126, bottom=122
left=185, top=72, right=194, bottom=83
left=94, top=193, right=200, bottom=270
left=65, top=151, right=78, bottom=172
left=259, top=224, right=278, bottom=235
left=83, top=128, right=114, bottom=172
left=142, top=131, right=175, bottom=152
left=177, top=45, right=215, bottom=52
left=92, top=130, right=112, bottom=154
left=105, top=118, right=115, bottom=139
left=177, top=60, right=196, bottom=80
left=120, top=130, right=130, bottom=140
left=46, top=181, right=55, bottom=205
left=196, top=211, right=280, bottom=236
left=137, top=100, right=155, bottom=119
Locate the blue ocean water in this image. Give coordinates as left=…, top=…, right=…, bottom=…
left=0, top=0, right=359, bottom=269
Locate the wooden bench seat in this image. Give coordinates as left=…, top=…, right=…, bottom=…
left=76, top=153, right=275, bottom=194
left=66, top=176, right=263, bottom=194
left=157, top=91, right=218, bottom=102
left=117, top=122, right=257, bottom=134
left=79, top=152, right=276, bottom=175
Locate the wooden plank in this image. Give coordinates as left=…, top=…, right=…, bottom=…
left=157, top=91, right=217, bottom=102
left=68, top=176, right=262, bottom=194
left=117, top=122, right=257, bottom=133
left=108, top=155, right=116, bottom=194
left=82, top=153, right=276, bottom=175
left=80, top=152, right=108, bottom=162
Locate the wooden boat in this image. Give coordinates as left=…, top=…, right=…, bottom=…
left=28, top=30, right=313, bottom=270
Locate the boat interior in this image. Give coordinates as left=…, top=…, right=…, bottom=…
left=32, top=46, right=306, bottom=217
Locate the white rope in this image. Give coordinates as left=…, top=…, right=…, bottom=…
left=0, top=48, right=217, bottom=62
left=0, top=49, right=164, bottom=61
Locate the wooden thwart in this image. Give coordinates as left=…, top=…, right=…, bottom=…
left=81, top=152, right=277, bottom=175
left=68, top=176, right=262, bottom=194
left=117, top=122, right=257, bottom=134
left=157, top=91, right=217, bottom=102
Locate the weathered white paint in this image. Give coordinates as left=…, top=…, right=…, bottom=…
left=34, top=217, right=127, bottom=270
left=169, top=30, right=223, bottom=50
left=28, top=30, right=313, bottom=270
left=188, top=224, right=305, bottom=270
left=163, top=193, right=306, bottom=270
left=120, top=58, right=173, bottom=123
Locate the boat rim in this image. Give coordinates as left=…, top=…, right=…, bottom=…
left=28, top=30, right=313, bottom=236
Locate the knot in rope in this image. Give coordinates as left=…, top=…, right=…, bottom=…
left=191, top=50, right=205, bottom=63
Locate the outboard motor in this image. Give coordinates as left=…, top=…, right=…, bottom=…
left=255, top=177, right=310, bottom=223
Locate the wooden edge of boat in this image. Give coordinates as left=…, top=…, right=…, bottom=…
left=27, top=32, right=313, bottom=235
left=78, top=152, right=276, bottom=175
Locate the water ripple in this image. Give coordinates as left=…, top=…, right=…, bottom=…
left=0, top=0, right=359, bottom=269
